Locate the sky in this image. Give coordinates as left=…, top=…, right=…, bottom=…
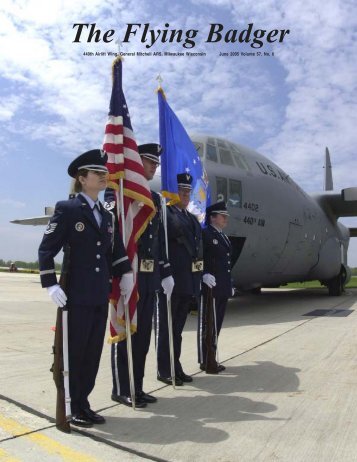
left=0, top=0, right=356, bottom=265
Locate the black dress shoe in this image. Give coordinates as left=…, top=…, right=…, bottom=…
left=71, top=413, right=93, bottom=428
left=200, top=363, right=226, bottom=372
left=111, top=394, right=147, bottom=408
left=177, top=372, right=193, bottom=382
left=136, top=391, right=157, bottom=404
left=157, top=375, right=183, bottom=386
left=82, top=408, right=106, bottom=424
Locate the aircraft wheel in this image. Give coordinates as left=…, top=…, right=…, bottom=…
left=327, top=274, right=343, bottom=296
left=251, top=287, right=262, bottom=295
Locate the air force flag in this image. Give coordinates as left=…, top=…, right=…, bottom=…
left=158, top=87, right=210, bottom=224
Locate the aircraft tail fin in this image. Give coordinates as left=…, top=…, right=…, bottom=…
left=324, top=147, right=333, bottom=191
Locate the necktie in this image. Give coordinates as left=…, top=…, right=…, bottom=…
left=93, top=204, right=102, bottom=227
left=220, top=231, right=230, bottom=246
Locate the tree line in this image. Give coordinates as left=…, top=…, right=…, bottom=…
left=0, top=259, right=62, bottom=271
left=1, top=258, right=356, bottom=275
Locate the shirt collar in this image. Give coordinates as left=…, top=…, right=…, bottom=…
left=210, top=224, right=223, bottom=233
left=80, top=192, right=100, bottom=210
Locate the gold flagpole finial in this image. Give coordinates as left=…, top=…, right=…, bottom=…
left=156, top=74, right=163, bottom=89
left=155, top=74, right=166, bottom=99
left=116, top=38, right=122, bottom=54
left=111, top=39, right=124, bottom=82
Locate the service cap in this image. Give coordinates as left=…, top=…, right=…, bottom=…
left=68, top=149, right=108, bottom=178
left=138, top=143, right=162, bottom=165
left=177, top=172, right=193, bottom=190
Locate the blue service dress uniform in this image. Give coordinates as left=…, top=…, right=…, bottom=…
left=109, top=191, right=172, bottom=398
left=156, top=205, right=203, bottom=378
left=198, top=224, right=232, bottom=366
left=38, top=193, right=131, bottom=415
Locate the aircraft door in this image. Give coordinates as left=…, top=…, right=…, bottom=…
left=271, top=222, right=308, bottom=274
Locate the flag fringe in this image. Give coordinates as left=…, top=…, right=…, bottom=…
left=111, top=56, right=123, bottom=83
left=107, top=323, right=137, bottom=344
left=156, top=86, right=167, bottom=100
left=162, top=190, right=180, bottom=205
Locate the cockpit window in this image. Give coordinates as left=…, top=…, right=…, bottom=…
left=217, top=138, right=227, bottom=148
left=219, top=148, right=235, bottom=166
left=228, top=179, right=242, bottom=208
left=206, top=143, right=218, bottom=162
left=215, top=176, right=227, bottom=202
left=230, top=144, right=250, bottom=170
left=193, top=142, right=204, bottom=158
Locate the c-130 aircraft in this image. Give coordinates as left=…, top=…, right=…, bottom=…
left=12, top=134, right=357, bottom=296
left=151, top=135, right=357, bottom=296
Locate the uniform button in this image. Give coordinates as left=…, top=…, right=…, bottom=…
left=228, top=270, right=230, bottom=272
left=96, top=254, right=101, bottom=259
left=148, top=248, right=151, bottom=252
left=227, top=253, right=229, bottom=256
left=149, top=234, right=152, bottom=238
left=95, top=267, right=100, bottom=272
left=97, top=241, right=101, bottom=246
left=228, top=261, right=231, bottom=264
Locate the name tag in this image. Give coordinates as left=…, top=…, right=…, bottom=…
left=192, top=260, right=203, bottom=272
left=140, top=259, right=154, bottom=272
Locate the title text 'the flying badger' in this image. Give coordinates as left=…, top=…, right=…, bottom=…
left=72, top=23, right=291, bottom=49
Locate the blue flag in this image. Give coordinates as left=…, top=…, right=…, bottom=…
left=158, top=88, right=210, bottom=224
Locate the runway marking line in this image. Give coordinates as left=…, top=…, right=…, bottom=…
left=0, top=414, right=99, bottom=462
left=0, top=447, right=21, bottom=462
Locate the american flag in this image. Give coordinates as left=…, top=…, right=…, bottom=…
left=103, top=57, right=155, bottom=342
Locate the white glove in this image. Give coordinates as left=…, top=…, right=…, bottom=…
left=161, top=275, right=175, bottom=299
left=203, top=273, right=216, bottom=288
left=47, top=284, right=67, bottom=307
left=120, top=272, right=134, bottom=304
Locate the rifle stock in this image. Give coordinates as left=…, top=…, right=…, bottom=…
left=51, top=238, right=72, bottom=432
left=52, top=307, right=70, bottom=433
left=205, top=287, right=218, bottom=374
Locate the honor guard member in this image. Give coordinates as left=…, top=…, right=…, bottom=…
left=38, top=149, right=134, bottom=427
left=107, top=143, right=174, bottom=408
left=198, top=201, right=232, bottom=373
left=156, top=173, right=203, bottom=385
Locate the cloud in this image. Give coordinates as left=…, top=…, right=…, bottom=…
left=0, top=95, right=23, bottom=121
left=0, top=0, right=356, bottom=265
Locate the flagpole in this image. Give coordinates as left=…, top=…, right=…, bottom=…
left=119, top=179, right=136, bottom=410
left=160, top=194, right=176, bottom=390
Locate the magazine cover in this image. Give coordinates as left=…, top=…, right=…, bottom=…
left=1, top=1, right=356, bottom=267
left=0, top=1, right=356, bottom=460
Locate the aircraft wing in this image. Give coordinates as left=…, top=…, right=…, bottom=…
left=312, top=187, right=357, bottom=218
left=11, top=216, right=51, bottom=226
left=11, top=207, right=54, bottom=226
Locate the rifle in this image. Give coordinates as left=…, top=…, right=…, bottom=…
left=205, top=287, right=218, bottom=374
left=51, top=242, right=71, bottom=433
left=51, top=189, right=75, bottom=433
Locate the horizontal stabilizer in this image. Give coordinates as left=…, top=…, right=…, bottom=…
left=312, top=187, right=357, bottom=218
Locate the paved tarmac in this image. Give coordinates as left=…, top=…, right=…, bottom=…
left=0, top=272, right=356, bottom=461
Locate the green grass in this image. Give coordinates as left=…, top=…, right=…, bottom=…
left=285, top=276, right=357, bottom=289
left=0, top=268, right=39, bottom=274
